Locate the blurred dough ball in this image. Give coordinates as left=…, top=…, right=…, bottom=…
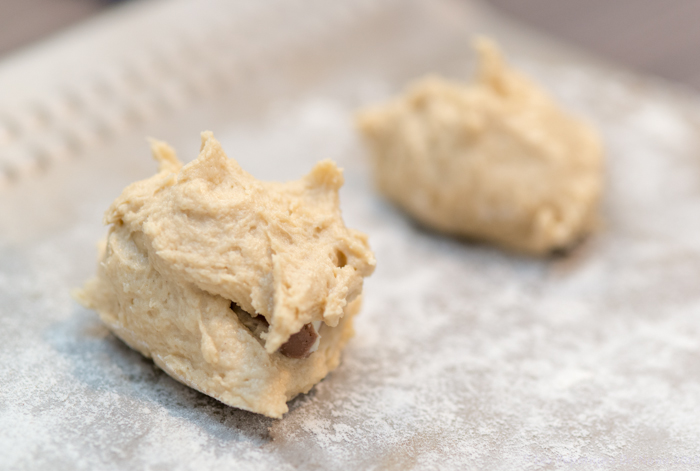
left=357, top=38, right=603, bottom=255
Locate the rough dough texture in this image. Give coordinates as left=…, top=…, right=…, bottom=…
left=357, top=39, right=604, bottom=255
left=76, top=132, right=376, bottom=418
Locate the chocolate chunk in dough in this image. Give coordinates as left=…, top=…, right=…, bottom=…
left=280, top=324, right=319, bottom=359
left=231, top=302, right=319, bottom=359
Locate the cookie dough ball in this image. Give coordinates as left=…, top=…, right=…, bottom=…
left=76, top=132, right=376, bottom=418
left=357, top=38, right=603, bottom=255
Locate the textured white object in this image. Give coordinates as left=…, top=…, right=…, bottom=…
left=2, top=0, right=700, bottom=469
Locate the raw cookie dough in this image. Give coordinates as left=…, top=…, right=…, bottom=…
left=75, top=132, right=376, bottom=418
left=357, top=38, right=604, bottom=255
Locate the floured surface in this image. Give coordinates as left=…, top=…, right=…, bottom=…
left=2, top=0, right=700, bottom=469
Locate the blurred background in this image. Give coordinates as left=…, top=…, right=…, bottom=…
left=2, top=0, right=700, bottom=89
left=0, top=0, right=116, bottom=57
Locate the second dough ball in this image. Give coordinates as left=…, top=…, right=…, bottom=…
left=357, top=38, right=603, bottom=255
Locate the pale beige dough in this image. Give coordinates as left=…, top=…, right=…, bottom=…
left=76, top=132, right=376, bottom=418
left=357, top=38, right=604, bottom=255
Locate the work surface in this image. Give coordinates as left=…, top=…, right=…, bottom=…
left=1, top=1, right=700, bottom=469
